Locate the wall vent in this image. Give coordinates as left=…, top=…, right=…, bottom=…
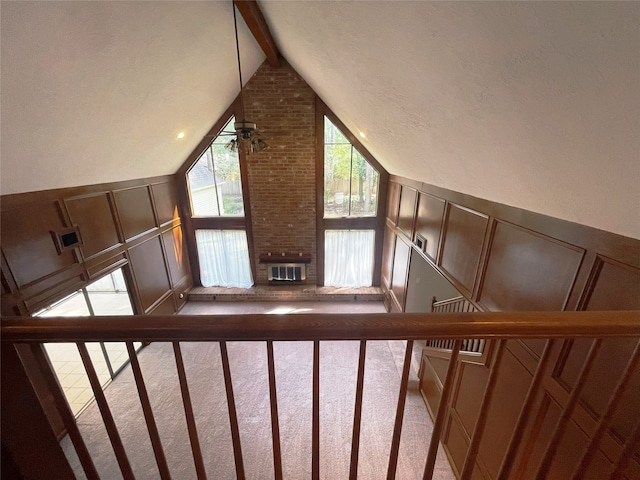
left=268, top=263, right=306, bottom=283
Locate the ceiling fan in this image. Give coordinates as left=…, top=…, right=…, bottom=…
left=208, top=3, right=268, bottom=154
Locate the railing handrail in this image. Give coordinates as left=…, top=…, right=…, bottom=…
left=431, top=296, right=466, bottom=308
left=2, top=311, right=639, bottom=343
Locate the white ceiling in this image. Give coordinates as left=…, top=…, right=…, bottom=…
left=1, top=1, right=639, bottom=239
left=0, top=1, right=264, bottom=194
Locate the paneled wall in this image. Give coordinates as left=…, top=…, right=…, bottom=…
left=1, top=175, right=191, bottom=317
left=1, top=175, right=191, bottom=441
left=383, top=175, right=640, bottom=479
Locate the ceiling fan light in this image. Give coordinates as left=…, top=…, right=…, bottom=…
left=225, top=138, right=239, bottom=152
left=253, top=138, right=268, bottom=152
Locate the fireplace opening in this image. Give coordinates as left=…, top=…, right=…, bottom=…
left=268, top=263, right=306, bottom=283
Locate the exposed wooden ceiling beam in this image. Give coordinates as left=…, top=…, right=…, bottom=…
left=233, top=0, right=281, bottom=67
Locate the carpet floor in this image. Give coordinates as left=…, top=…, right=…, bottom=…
left=61, top=302, right=455, bottom=479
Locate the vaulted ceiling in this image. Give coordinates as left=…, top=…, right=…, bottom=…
left=1, top=1, right=638, bottom=239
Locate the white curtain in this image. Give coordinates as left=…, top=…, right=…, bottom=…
left=195, top=230, right=253, bottom=288
left=324, top=230, right=375, bottom=287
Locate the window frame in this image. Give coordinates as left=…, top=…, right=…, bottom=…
left=176, top=99, right=256, bottom=287
left=186, top=116, right=246, bottom=219
left=315, top=97, right=389, bottom=286
left=323, top=116, right=381, bottom=219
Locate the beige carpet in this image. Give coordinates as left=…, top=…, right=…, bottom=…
left=61, top=302, right=455, bottom=479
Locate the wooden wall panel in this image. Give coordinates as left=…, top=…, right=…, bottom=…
left=444, top=418, right=470, bottom=478
left=151, top=181, right=179, bottom=226
left=386, top=181, right=401, bottom=223
left=113, top=186, right=156, bottom=241
left=556, top=337, right=640, bottom=443
left=162, top=227, right=189, bottom=286
left=390, top=236, right=411, bottom=309
left=439, top=204, right=488, bottom=296
left=583, top=258, right=640, bottom=311
left=419, top=356, right=442, bottom=417
left=385, top=175, right=640, bottom=480
left=415, top=192, right=445, bottom=262
left=476, top=347, right=533, bottom=477
left=65, top=192, right=120, bottom=259
left=381, top=227, right=395, bottom=289
left=452, top=362, right=490, bottom=439
left=397, top=186, right=417, bottom=238
left=478, top=222, right=584, bottom=312
left=517, top=392, right=615, bottom=479
left=128, top=237, right=171, bottom=313
left=147, top=292, right=176, bottom=315
left=1, top=201, right=76, bottom=287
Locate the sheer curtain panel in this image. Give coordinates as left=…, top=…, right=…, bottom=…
left=324, top=230, right=375, bottom=287
left=195, top=230, right=253, bottom=288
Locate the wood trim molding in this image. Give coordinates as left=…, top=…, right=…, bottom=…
left=233, top=0, right=281, bottom=67
left=389, top=175, right=640, bottom=268
left=0, top=175, right=175, bottom=211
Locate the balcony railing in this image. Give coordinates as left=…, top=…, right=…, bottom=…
left=2, top=311, right=639, bottom=480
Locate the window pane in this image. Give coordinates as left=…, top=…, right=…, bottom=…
left=86, top=268, right=136, bottom=374
left=187, top=148, right=220, bottom=216
left=195, top=230, right=253, bottom=288
left=36, top=292, right=108, bottom=416
left=86, top=268, right=133, bottom=316
left=324, top=116, right=350, bottom=144
left=324, top=230, right=375, bottom=287
left=323, top=116, right=378, bottom=218
left=187, top=117, right=244, bottom=217
left=210, top=143, right=244, bottom=216
left=324, top=144, right=352, bottom=218
left=350, top=150, right=379, bottom=216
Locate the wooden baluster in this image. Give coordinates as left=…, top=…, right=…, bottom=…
left=535, top=339, right=602, bottom=480
left=220, top=341, right=245, bottom=480
left=77, top=342, right=135, bottom=479
left=266, top=341, right=283, bottom=480
left=173, top=342, right=207, bottom=480
left=610, top=417, right=640, bottom=479
left=126, top=342, right=170, bottom=479
left=29, top=344, right=100, bottom=480
left=571, top=340, right=640, bottom=480
left=461, top=340, right=507, bottom=479
left=387, top=340, right=414, bottom=480
left=349, top=340, right=367, bottom=480
left=423, top=340, right=462, bottom=480
left=312, top=340, right=320, bottom=480
left=497, top=340, right=555, bottom=480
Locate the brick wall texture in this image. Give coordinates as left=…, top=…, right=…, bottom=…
left=243, top=60, right=317, bottom=285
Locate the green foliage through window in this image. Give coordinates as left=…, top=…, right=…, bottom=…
left=324, top=117, right=379, bottom=218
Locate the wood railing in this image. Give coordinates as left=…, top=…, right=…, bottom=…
left=2, top=311, right=640, bottom=480
left=428, top=297, right=484, bottom=354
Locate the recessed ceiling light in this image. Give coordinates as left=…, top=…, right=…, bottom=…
left=177, top=131, right=185, bottom=139
left=359, top=131, right=366, bottom=139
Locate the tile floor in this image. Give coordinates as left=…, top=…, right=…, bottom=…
left=44, top=343, right=129, bottom=416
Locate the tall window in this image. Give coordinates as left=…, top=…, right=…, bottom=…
left=325, top=230, right=375, bottom=287
left=35, top=268, right=140, bottom=416
left=324, top=117, right=379, bottom=218
left=195, top=230, right=253, bottom=288
left=187, top=117, right=244, bottom=217
left=321, top=115, right=383, bottom=287
left=186, top=115, right=254, bottom=288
